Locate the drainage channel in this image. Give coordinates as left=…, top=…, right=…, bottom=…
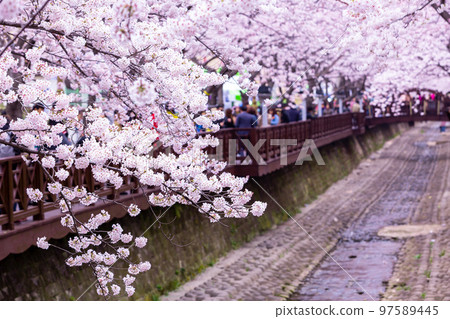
left=289, top=137, right=438, bottom=301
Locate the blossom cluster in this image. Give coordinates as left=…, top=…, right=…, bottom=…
left=36, top=208, right=150, bottom=297
left=0, top=0, right=272, bottom=299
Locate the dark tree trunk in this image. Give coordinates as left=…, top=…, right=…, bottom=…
left=205, top=84, right=224, bottom=107
left=6, top=101, right=23, bottom=120
left=240, top=91, right=249, bottom=106
left=216, top=85, right=223, bottom=107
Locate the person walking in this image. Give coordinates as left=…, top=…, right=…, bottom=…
left=247, top=106, right=259, bottom=126
left=281, top=103, right=290, bottom=123
left=236, top=105, right=257, bottom=132
left=222, top=108, right=235, bottom=128
left=0, top=112, right=15, bottom=158
left=269, top=108, right=280, bottom=125
left=287, top=104, right=301, bottom=122
left=235, top=105, right=257, bottom=158
left=351, top=98, right=360, bottom=113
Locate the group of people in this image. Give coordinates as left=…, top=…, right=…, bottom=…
left=218, top=105, right=258, bottom=131
left=0, top=111, right=17, bottom=158
left=216, top=98, right=362, bottom=131
left=0, top=102, right=79, bottom=159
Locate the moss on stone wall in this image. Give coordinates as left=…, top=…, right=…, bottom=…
left=0, top=123, right=408, bottom=300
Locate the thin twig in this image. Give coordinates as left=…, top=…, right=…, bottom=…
left=0, top=0, right=52, bottom=57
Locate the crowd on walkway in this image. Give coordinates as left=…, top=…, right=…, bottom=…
left=0, top=103, right=77, bottom=159
left=212, top=98, right=363, bottom=132
left=2, top=93, right=450, bottom=158
left=209, top=91, right=450, bottom=132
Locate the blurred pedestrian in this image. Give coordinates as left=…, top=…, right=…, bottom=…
left=222, top=108, right=235, bottom=128
left=236, top=105, right=257, bottom=134
left=269, top=108, right=279, bottom=125
left=351, top=98, right=360, bottom=113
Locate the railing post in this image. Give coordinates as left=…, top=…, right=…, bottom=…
left=249, top=129, right=259, bottom=165
left=360, top=113, right=365, bottom=134
left=34, top=164, right=44, bottom=221
left=107, top=188, right=117, bottom=201
left=309, top=119, right=313, bottom=140
left=301, top=100, right=307, bottom=121
left=19, top=162, right=28, bottom=211
left=213, top=137, right=224, bottom=162
left=318, top=99, right=323, bottom=117
left=223, top=131, right=230, bottom=163
left=261, top=103, right=268, bottom=127
left=2, top=160, right=14, bottom=230
left=85, top=166, right=95, bottom=193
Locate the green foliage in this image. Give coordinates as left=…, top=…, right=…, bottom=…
left=174, top=205, right=182, bottom=219
left=196, top=264, right=205, bottom=274
left=396, top=283, right=411, bottom=291
left=150, top=294, right=160, bottom=301
left=167, top=279, right=181, bottom=291
left=175, top=267, right=185, bottom=276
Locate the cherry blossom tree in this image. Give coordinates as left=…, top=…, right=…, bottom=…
left=191, top=0, right=449, bottom=109
left=340, top=0, right=450, bottom=106
left=0, top=0, right=267, bottom=298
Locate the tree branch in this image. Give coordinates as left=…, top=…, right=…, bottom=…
left=0, top=0, right=52, bottom=57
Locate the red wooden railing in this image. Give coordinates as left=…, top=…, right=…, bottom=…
left=0, top=158, right=142, bottom=231
left=0, top=111, right=448, bottom=260
left=204, top=113, right=356, bottom=175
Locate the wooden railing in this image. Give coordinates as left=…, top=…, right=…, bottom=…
left=366, top=113, right=448, bottom=127
left=202, top=113, right=357, bottom=175
left=0, top=111, right=448, bottom=260
left=0, top=157, right=141, bottom=231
